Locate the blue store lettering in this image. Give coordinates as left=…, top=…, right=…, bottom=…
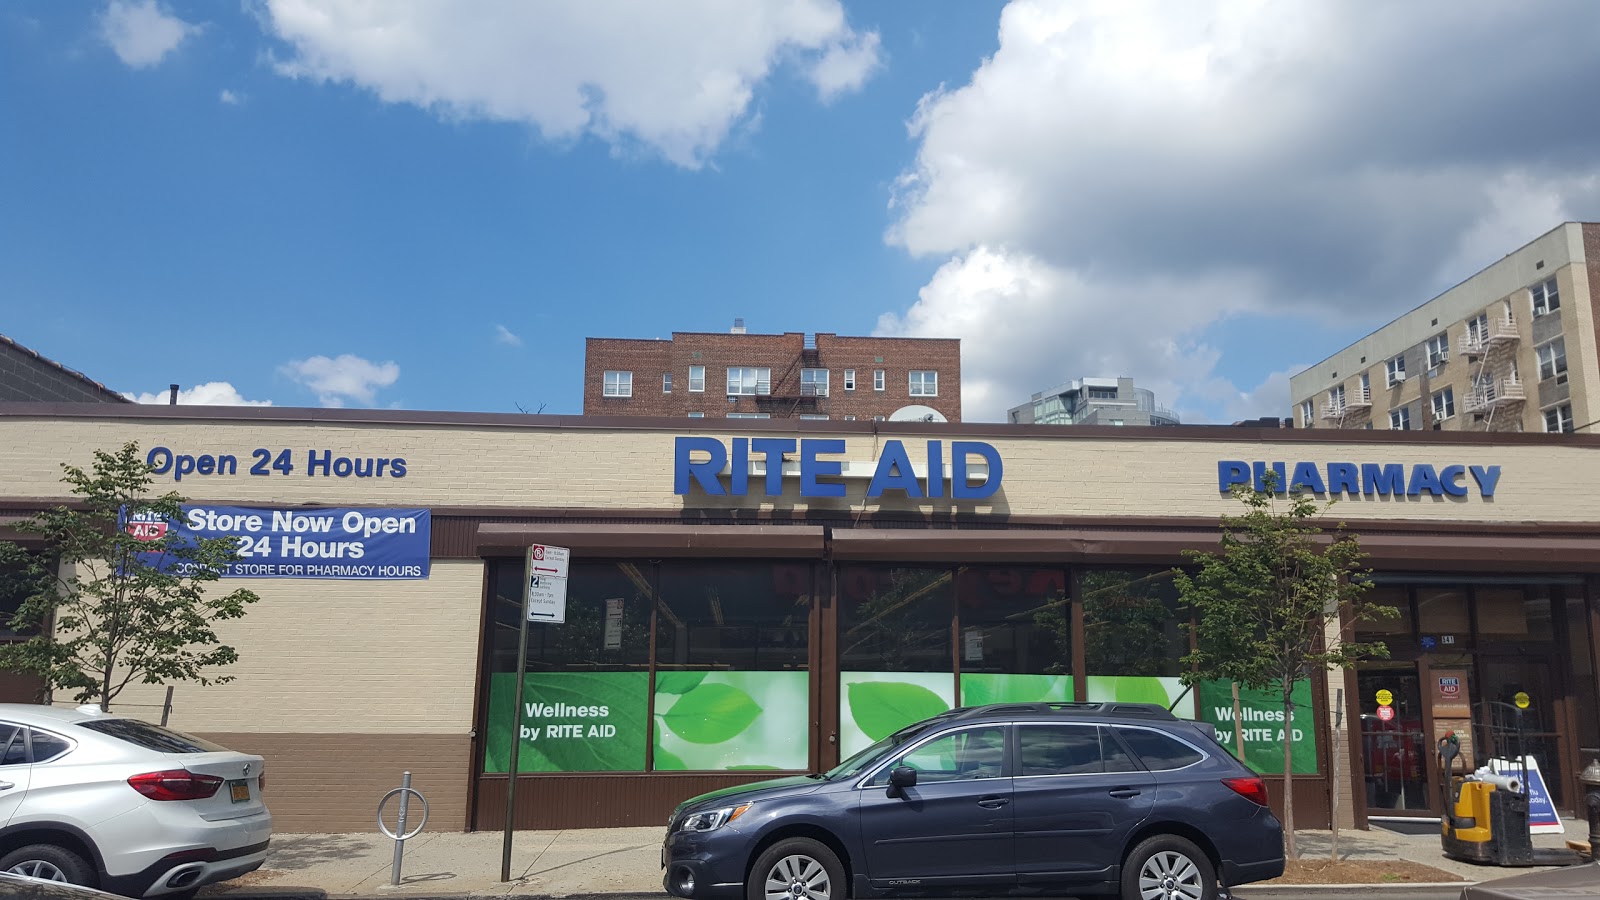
left=674, top=437, right=1004, bottom=500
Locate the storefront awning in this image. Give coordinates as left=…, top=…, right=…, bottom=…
left=474, top=523, right=826, bottom=558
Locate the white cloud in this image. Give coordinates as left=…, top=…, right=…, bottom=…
left=883, top=0, right=1600, bottom=422
left=126, top=382, right=273, bottom=406
left=279, top=354, right=400, bottom=407
left=219, top=88, right=242, bottom=105
left=255, top=0, right=881, bottom=168
left=99, top=0, right=198, bottom=69
left=494, top=324, right=523, bottom=347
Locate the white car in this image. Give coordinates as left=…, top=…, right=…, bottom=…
left=0, top=704, right=271, bottom=898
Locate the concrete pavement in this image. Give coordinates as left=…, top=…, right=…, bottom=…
left=194, top=820, right=1590, bottom=899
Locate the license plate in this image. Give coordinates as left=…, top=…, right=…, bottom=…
left=229, top=780, right=250, bottom=803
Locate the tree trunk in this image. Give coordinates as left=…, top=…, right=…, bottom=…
left=1232, top=681, right=1246, bottom=761
left=1282, top=679, right=1297, bottom=860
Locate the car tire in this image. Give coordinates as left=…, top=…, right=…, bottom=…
left=747, top=837, right=845, bottom=900
left=1121, top=834, right=1216, bottom=900
left=0, top=843, right=97, bottom=886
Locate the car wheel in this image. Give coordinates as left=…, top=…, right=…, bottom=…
left=0, top=843, right=96, bottom=886
left=1121, top=834, right=1216, bottom=900
left=748, top=837, right=845, bottom=900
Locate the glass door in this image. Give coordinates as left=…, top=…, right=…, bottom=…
left=1356, top=663, right=1433, bottom=814
left=1475, top=657, right=1566, bottom=809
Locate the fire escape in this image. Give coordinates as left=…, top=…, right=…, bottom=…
left=1321, top=383, right=1370, bottom=427
left=758, top=334, right=825, bottom=417
left=1459, top=311, right=1523, bottom=429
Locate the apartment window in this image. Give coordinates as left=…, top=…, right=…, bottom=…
left=603, top=371, right=632, bottom=398
left=799, top=414, right=829, bottom=420
left=1389, top=407, right=1411, bottom=430
left=1425, top=333, right=1449, bottom=369
left=801, top=368, right=829, bottom=397
left=1087, top=388, right=1118, bottom=400
left=1300, top=400, right=1314, bottom=428
left=662, top=373, right=672, bottom=393
left=873, top=415, right=886, bottom=422
left=909, top=370, right=938, bottom=397
left=689, top=366, right=705, bottom=393
left=1359, top=372, right=1370, bottom=401
left=1531, top=278, right=1560, bottom=317
left=687, top=412, right=704, bottom=418
left=873, top=369, right=885, bottom=391
left=843, top=369, right=856, bottom=391
left=1544, top=403, right=1574, bottom=434
left=726, top=367, right=771, bottom=396
left=1431, top=387, right=1455, bottom=422
left=843, top=415, right=857, bottom=421
left=1327, top=384, right=1346, bottom=412
left=727, top=412, right=771, bottom=419
left=1466, top=313, right=1488, bottom=346
left=1385, top=355, right=1406, bottom=387
left=1537, top=338, right=1568, bottom=383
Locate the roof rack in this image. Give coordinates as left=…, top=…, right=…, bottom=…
left=950, top=702, right=1179, bottom=722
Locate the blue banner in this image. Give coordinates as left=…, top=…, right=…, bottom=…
left=125, top=505, right=431, bottom=579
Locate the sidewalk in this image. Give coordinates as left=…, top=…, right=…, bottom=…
left=195, top=820, right=1588, bottom=899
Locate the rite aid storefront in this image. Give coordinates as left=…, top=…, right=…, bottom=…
left=1, top=403, right=1598, bottom=835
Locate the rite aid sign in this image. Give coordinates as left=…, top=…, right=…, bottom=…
left=674, top=437, right=1003, bottom=500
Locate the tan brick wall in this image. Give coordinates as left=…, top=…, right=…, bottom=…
left=109, top=559, right=483, bottom=735
left=583, top=332, right=963, bottom=421
left=3, top=415, right=1597, bottom=523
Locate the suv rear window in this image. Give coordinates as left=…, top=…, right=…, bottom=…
left=77, top=719, right=228, bottom=753
left=1115, top=727, right=1205, bottom=770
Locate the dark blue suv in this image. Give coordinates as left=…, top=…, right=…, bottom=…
left=663, top=702, right=1283, bottom=900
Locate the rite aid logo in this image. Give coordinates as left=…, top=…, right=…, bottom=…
left=123, top=510, right=169, bottom=542
left=1439, top=677, right=1461, bottom=697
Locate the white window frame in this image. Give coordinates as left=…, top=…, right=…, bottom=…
left=687, top=412, right=704, bottom=418
left=1300, top=400, right=1314, bottom=428
left=1358, top=372, right=1371, bottom=402
left=1431, top=387, right=1455, bottom=422
left=727, top=412, right=770, bottom=419
left=1389, top=407, right=1411, bottom=430
left=873, top=369, right=885, bottom=392
left=1531, top=278, right=1560, bottom=317
left=799, top=414, right=829, bottom=420
left=843, top=415, right=857, bottom=421
left=689, top=366, right=706, bottom=393
left=1425, top=333, right=1449, bottom=369
left=909, top=370, right=938, bottom=397
left=844, top=369, right=856, bottom=391
left=801, top=368, right=829, bottom=397
left=1327, top=385, right=1345, bottom=413
left=1385, top=355, right=1406, bottom=387
left=1537, top=338, right=1568, bottom=383
left=603, top=371, right=632, bottom=398
left=726, top=367, right=771, bottom=396
left=1544, top=403, right=1574, bottom=434
left=662, top=373, right=672, bottom=393
left=1466, top=313, right=1488, bottom=346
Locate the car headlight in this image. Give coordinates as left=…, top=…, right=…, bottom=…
left=676, top=803, right=750, bottom=832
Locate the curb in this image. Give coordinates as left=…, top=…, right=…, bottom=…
left=207, top=890, right=1478, bottom=900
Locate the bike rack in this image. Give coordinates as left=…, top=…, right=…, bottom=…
left=377, top=771, right=430, bottom=886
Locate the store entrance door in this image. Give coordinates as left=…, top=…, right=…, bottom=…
left=1475, top=657, right=1568, bottom=810
left=1356, top=663, right=1433, bottom=815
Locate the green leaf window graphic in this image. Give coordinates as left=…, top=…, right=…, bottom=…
left=655, top=671, right=707, bottom=695
left=959, top=673, right=1069, bottom=707
left=660, top=682, right=763, bottom=744
left=847, top=681, right=949, bottom=741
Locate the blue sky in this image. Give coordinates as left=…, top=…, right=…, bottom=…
left=4, top=1, right=1600, bottom=422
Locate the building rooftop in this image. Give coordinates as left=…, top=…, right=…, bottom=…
left=0, top=333, right=131, bottom=404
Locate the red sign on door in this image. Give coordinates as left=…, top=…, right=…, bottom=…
left=1376, top=705, right=1395, bottom=722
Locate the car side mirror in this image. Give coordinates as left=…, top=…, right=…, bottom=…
left=887, top=766, right=917, bottom=796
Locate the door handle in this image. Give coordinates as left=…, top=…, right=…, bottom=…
left=1108, top=788, right=1142, bottom=799
left=976, top=796, right=1010, bottom=809
left=0, top=781, right=12, bottom=791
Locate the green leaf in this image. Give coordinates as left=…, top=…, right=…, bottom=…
left=652, top=738, right=687, bottom=772
left=961, top=673, right=1066, bottom=706
left=848, top=681, right=950, bottom=741
left=655, top=671, right=707, bottom=696
left=1111, top=677, right=1172, bottom=706
left=662, top=683, right=762, bottom=744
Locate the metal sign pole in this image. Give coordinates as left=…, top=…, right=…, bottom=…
left=500, top=546, right=536, bottom=883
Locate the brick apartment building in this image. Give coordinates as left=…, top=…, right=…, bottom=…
left=583, top=322, right=962, bottom=421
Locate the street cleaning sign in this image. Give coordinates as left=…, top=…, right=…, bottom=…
left=525, top=544, right=570, bottom=623
left=123, top=505, right=430, bottom=579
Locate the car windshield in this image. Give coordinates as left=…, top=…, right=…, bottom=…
left=821, top=717, right=947, bottom=780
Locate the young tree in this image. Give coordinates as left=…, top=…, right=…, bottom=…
left=1174, top=473, right=1395, bottom=860
left=0, top=442, right=259, bottom=711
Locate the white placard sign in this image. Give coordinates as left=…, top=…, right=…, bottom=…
left=525, top=544, right=570, bottom=624
left=603, top=598, right=624, bottom=650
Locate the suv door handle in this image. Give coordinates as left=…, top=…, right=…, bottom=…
left=976, top=796, right=1010, bottom=809
left=1108, top=788, right=1142, bottom=799
left=0, top=781, right=12, bottom=791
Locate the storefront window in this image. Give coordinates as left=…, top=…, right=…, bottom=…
left=1417, top=588, right=1471, bottom=648
left=1566, top=595, right=1599, bottom=758
left=481, top=559, right=653, bottom=774
left=1477, top=587, right=1555, bottom=643
left=837, top=565, right=955, bottom=756
left=651, top=562, right=812, bottom=771
left=955, top=566, right=1071, bottom=705
left=1082, top=568, right=1187, bottom=708
left=1356, top=587, right=1413, bottom=649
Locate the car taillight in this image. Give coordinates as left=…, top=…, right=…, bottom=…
left=128, top=769, right=224, bottom=801
left=1223, top=776, right=1270, bottom=807
left=258, top=772, right=266, bottom=793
